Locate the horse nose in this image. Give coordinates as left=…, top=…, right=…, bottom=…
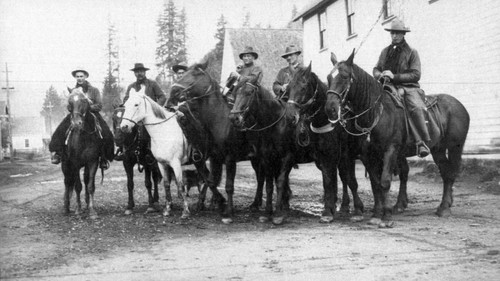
left=121, top=124, right=129, bottom=132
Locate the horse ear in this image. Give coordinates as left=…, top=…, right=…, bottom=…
left=67, top=87, right=73, bottom=93
left=330, top=52, right=338, bottom=66
left=346, top=49, right=355, bottom=66
left=199, top=60, right=209, bottom=71
left=306, top=61, right=312, bottom=73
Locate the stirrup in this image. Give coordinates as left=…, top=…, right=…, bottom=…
left=416, top=142, right=430, bottom=158
left=100, top=159, right=110, bottom=170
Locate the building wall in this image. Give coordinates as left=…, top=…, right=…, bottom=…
left=301, top=0, right=500, bottom=152
left=12, top=134, right=45, bottom=152
left=221, top=31, right=238, bottom=86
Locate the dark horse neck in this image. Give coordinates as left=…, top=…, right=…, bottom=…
left=349, top=64, right=386, bottom=127
left=308, top=75, right=331, bottom=128
left=253, top=86, right=285, bottom=128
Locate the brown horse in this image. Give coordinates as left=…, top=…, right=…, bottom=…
left=325, top=51, right=470, bottom=227
left=286, top=64, right=365, bottom=222
left=229, top=74, right=306, bottom=224
left=168, top=62, right=262, bottom=224
left=55, top=89, right=105, bottom=219
left=112, top=107, right=162, bottom=215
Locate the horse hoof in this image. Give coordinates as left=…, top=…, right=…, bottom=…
left=181, top=213, right=190, bottom=220
left=90, top=214, right=99, bottom=220
left=259, top=216, right=270, bottom=223
left=124, top=209, right=133, bottom=215
left=145, top=207, right=157, bottom=214
left=163, top=210, right=171, bottom=217
left=368, top=217, right=382, bottom=225
left=436, top=207, right=452, bottom=217
left=222, top=218, right=233, bottom=224
left=272, top=217, right=285, bottom=225
left=319, top=216, right=334, bottom=223
left=393, top=206, right=405, bottom=214
left=378, top=221, right=394, bottom=228
left=350, top=216, right=364, bottom=223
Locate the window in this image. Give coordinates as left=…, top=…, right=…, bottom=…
left=25, top=139, right=30, bottom=148
left=383, top=0, right=394, bottom=19
left=318, top=10, right=327, bottom=49
left=346, top=0, right=355, bottom=36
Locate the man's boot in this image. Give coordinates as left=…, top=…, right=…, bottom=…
left=411, top=109, right=431, bottom=158
left=100, top=158, right=110, bottom=170
left=51, top=151, right=61, bottom=164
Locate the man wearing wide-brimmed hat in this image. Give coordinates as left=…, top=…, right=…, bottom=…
left=49, top=68, right=114, bottom=169
left=373, top=18, right=430, bottom=158
left=172, top=62, right=188, bottom=81
left=224, top=46, right=263, bottom=102
left=273, top=44, right=303, bottom=99
left=114, top=63, right=167, bottom=161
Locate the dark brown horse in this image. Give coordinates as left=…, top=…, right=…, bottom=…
left=286, top=64, right=365, bottom=222
left=55, top=89, right=107, bottom=219
left=229, top=75, right=303, bottom=224
left=112, top=107, right=162, bottom=215
left=168, top=62, right=259, bottom=224
left=325, top=51, right=470, bottom=226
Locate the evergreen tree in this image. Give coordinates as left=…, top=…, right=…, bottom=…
left=242, top=10, right=251, bottom=28
left=287, top=5, right=301, bottom=29
left=40, top=85, right=66, bottom=135
left=156, top=0, right=188, bottom=84
left=102, top=19, right=123, bottom=125
left=214, top=14, right=227, bottom=60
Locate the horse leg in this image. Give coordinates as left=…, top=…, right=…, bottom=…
left=249, top=158, right=264, bottom=212
left=74, top=172, right=83, bottom=216
left=338, top=160, right=351, bottom=215
left=342, top=157, right=365, bottom=222
left=393, top=156, right=409, bottom=214
left=144, top=167, right=157, bottom=214
left=171, top=160, right=190, bottom=219
left=221, top=159, right=237, bottom=224
left=124, top=162, right=135, bottom=215
left=272, top=154, right=295, bottom=225
left=259, top=161, right=274, bottom=223
left=62, top=167, right=74, bottom=215
left=161, top=165, right=173, bottom=217
left=319, top=160, right=338, bottom=224
left=378, top=146, right=398, bottom=227
left=152, top=163, right=161, bottom=204
left=432, top=146, right=461, bottom=217
left=85, top=163, right=99, bottom=220
left=366, top=150, right=384, bottom=224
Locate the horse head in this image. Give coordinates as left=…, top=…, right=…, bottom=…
left=168, top=61, right=214, bottom=108
left=68, top=88, right=91, bottom=128
left=120, top=87, right=147, bottom=133
left=229, top=74, right=260, bottom=129
left=287, top=62, right=317, bottom=114
left=325, top=50, right=355, bottom=124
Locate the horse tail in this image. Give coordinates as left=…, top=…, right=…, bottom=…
left=100, top=166, right=105, bottom=184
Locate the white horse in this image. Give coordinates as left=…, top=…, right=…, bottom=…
left=120, top=87, right=191, bottom=218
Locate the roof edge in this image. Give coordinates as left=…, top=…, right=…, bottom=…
left=293, top=0, right=337, bottom=22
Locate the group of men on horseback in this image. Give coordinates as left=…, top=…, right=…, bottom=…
left=49, top=17, right=430, bottom=171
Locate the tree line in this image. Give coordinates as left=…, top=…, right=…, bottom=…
left=40, top=1, right=298, bottom=131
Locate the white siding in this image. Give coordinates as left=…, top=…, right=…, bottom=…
left=301, top=0, right=500, bottom=152
left=220, top=32, right=237, bottom=85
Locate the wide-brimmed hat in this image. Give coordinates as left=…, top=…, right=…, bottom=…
left=384, top=18, right=411, bottom=32
left=281, top=44, right=301, bottom=58
left=172, top=62, right=188, bottom=73
left=239, top=46, right=259, bottom=59
left=130, top=63, right=150, bottom=72
left=71, top=68, right=89, bottom=78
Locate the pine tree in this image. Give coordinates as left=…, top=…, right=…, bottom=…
left=175, top=7, right=188, bottom=66
left=156, top=0, right=178, bottom=82
left=102, top=19, right=123, bottom=125
left=242, top=10, right=251, bottom=28
left=40, top=85, right=66, bottom=135
left=214, top=14, right=227, bottom=60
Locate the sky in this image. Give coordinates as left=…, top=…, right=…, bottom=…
left=0, top=0, right=311, bottom=117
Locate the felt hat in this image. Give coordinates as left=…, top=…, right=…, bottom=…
left=172, top=62, right=188, bottom=73
left=239, top=46, right=259, bottom=59
left=130, top=63, right=150, bottom=72
left=384, top=18, right=411, bottom=32
left=281, top=44, right=301, bottom=58
left=71, top=68, right=89, bottom=77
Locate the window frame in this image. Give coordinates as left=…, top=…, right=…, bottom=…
left=383, top=0, right=394, bottom=19
left=318, top=10, right=327, bottom=50
left=24, top=139, right=30, bottom=148
left=345, top=0, right=356, bottom=36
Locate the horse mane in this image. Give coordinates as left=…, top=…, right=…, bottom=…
left=349, top=63, right=385, bottom=95
left=143, top=95, right=167, bottom=119
left=295, top=67, right=328, bottom=94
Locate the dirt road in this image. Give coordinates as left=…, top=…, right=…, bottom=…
left=1, top=158, right=499, bottom=280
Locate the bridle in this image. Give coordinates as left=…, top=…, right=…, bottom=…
left=287, top=78, right=320, bottom=118
left=171, top=68, right=216, bottom=104
left=231, top=82, right=288, bottom=132
left=121, top=95, right=177, bottom=127
left=326, top=66, right=384, bottom=137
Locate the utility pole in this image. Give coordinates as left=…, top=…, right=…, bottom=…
left=2, top=63, right=14, bottom=162
left=46, top=100, right=54, bottom=135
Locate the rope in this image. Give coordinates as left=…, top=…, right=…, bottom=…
left=355, top=4, right=386, bottom=55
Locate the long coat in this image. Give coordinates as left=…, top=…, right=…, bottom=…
left=373, top=42, right=421, bottom=88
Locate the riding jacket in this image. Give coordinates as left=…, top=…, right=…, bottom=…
left=73, top=82, right=102, bottom=113
left=123, top=79, right=167, bottom=106
left=272, top=63, right=302, bottom=96
left=373, top=41, right=421, bottom=88
left=238, top=62, right=263, bottom=84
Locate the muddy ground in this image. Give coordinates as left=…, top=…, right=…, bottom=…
left=0, top=157, right=499, bottom=280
